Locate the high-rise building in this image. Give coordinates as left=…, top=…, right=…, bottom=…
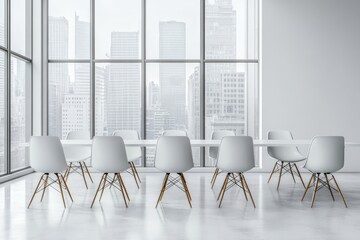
left=184, top=0, right=247, bottom=165
left=204, top=0, right=242, bottom=140
left=159, top=21, right=186, bottom=128
left=61, top=15, right=90, bottom=138
left=147, top=81, right=161, bottom=108
left=106, top=32, right=140, bottom=135
left=187, top=66, right=200, bottom=139
left=48, top=17, right=69, bottom=138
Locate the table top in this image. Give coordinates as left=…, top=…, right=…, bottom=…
left=55, top=139, right=360, bottom=147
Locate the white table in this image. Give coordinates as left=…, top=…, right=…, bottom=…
left=57, top=139, right=360, bottom=148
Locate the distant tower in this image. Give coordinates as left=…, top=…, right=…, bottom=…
left=48, top=17, right=69, bottom=138
left=159, top=21, right=186, bottom=128
left=106, top=32, right=140, bottom=134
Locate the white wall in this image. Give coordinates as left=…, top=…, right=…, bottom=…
left=262, top=0, right=360, bottom=172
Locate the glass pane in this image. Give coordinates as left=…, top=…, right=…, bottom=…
left=95, top=63, right=141, bottom=136
left=205, top=63, right=259, bottom=166
left=146, top=0, right=200, bottom=59
left=95, top=0, right=141, bottom=59
left=49, top=0, right=90, bottom=59
left=146, top=63, right=200, bottom=166
left=10, top=56, right=31, bottom=171
left=48, top=63, right=90, bottom=139
left=205, top=0, right=258, bottom=59
left=0, top=51, right=5, bottom=174
left=11, top=0, right=31, bottom=57
left=0, top=0, right=5, bottom=47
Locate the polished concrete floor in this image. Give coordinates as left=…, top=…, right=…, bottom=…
left=0, top=172, right=359, bottom=240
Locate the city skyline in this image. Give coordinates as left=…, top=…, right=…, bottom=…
left=46, top=0, right=257, bottom=166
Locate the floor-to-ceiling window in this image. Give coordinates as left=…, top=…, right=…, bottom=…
left=0, top=0, right=32, bottom=176
left=46, top=0, right=258, bottom=167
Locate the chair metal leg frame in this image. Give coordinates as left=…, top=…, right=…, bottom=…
left=64, top=161, right=93, bottom=189
left=90, top=173, right=130, bottom=208
left=28, top=173, right=73, bottom=208
left=217, top=172, right=256, bottom=208
left=267, top=161, right=306, bottom=189
left=301, top=173, right=348, bottom=208
left=155, top=173, right=192, bottom=208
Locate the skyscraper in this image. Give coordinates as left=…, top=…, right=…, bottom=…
left=60, top=15, right=91, bottom=139
left=159, top=21, right=186, bottom=128
left=48, top=17, right=69, bottom=138
left=106, top=32, right=140, bottom=135
left=204, top=0, right=243, bottom=139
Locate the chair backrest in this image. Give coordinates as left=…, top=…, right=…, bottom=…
left=92, top=136, right=129, bottom=173
left=217, top=136, right=255, bottom=173
left=63, top=130, right=91, bottom=161
left=304, top=136, right=345, bottom=173
left=30, top=136, right=67, bottom=173
left=209, top=130, right=235, bottom=159
left=113, top=130, right=142, bottom=162
left=162, top=130, right=188, bottom=136
left=155, top=136, right=194, bottom=173
left=267, top=130, right=302, bottom=160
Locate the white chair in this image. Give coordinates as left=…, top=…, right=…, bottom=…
left=155, top=136, right=194, bottom=208
left=112, top=130, right=142, bottom=188
left=63, top=131, right=93, bottom=189
left=162, top=130, right=187, bottom=136
left=90, top=136, right=130, bottom=208
left=209, top=130, right=236, bottom=188
left=216, top=136, right=256, bottom=208
left=301, top=136, right=347, bottom=207
left=28, top=136, right=73, bottom=208
left=267, top=130, right=306, bottom=190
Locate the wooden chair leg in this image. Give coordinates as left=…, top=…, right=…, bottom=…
left=211, top=168, right=220, bottom=189
left=156, top=173, right=169, bottom=208
left=79, top=162, right=88, bottom=189
left=324, top=173, right=335, bottom=201
left=311, top=173, right=320, bottom=208
left=218, top=173, right=230, bottom=207
left=28, top=174, right=45, bottom=208
left=91, top=174, right=105, bottom=208
left=55, top=173, right=66, bottom=208
left=118, top=173, right=130, bottom=202
left=238, top=173, right=248, bottom=201
left=289, top=163, right=296, bottom=183
left=241, top=174, right=256, bottom=208
left=267, top=162, right=278, bottom=183
left=65, top=163, right=72, bottom=181
left=40, top=174, right=49, bottom=202
left=60, top=174, right=73, bottom=202
left=302, top=173, right=314, bottom=201
left=332, top=174, right=348, bottom=208
left=211, top=168, right=218, bottom=184
left=129, top=162, right=140, bottom=188
left=179, top=173, right=192, bottom=201
left=99, top=173, right=108, bottom=201
left=83, top=162, right=93, bottom=183
left=294, top=163, right=306, bottom=188
left=116, top=173, right=128, bottom=208
left=131, top=162, right=141, bottom=183
left=277, top=161, right=284, bottom=190
left=179, top=173, right=192, bottom=208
